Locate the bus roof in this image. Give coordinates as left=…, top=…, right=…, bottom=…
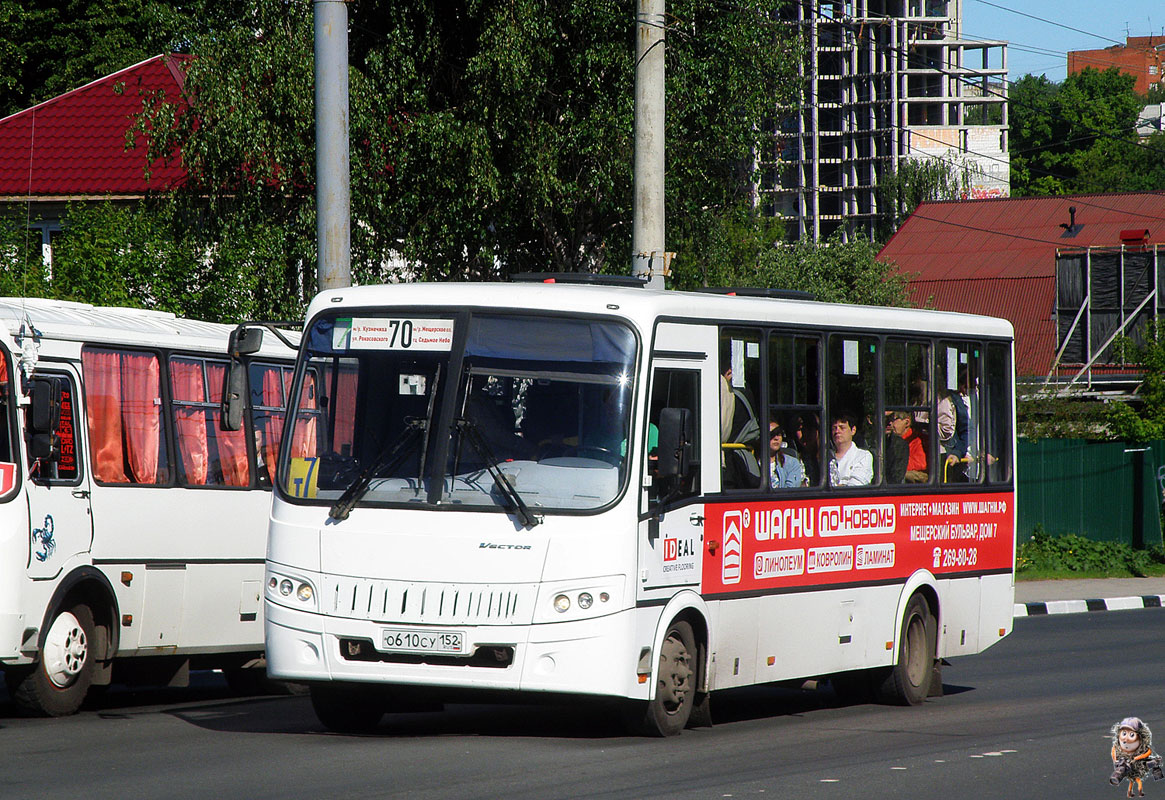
left=0, top=297, right=298, bottom=356
left=305, top=282, right=1015, bottom=340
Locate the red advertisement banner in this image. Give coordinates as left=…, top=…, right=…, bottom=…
left=703, top=492, right=1014, bottom=595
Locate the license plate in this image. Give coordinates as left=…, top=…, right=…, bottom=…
left=381, top=628, right=467, bottom=655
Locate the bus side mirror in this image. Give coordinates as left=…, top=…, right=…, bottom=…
left=229, top=326, right=263, bottom=357
left=28, top=377, right=61, bottom=461
left=656, top=407, right=693, bottom=481
left=222, top=326, right=262, bottom=432
left=221, top=363, right=247, bottom=432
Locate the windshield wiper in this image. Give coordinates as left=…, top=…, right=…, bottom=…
left=455, top=417, right=542, bottom=528
left=329, top=417, right=427, bottom=521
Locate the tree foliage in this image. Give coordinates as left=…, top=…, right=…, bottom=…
left=875, top=156, right=972, bottom=239
left=671, top=225, right=913, bottom=307
left=0, top=0, right=215, bottom=117
left=1009, top=67, right=1165, bottom=196
left=1105, top=323, right=1165, bottom=443
left=124, top=0, right=799, bottom=319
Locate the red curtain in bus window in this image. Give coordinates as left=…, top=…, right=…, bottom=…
left=333, top=369, right=357, bottom=454
left=290, top=373, right=318, bottom=458
left=261, top=367, right=284, bottom=483
left=82, top=350, right=128, bottom=483
left=121, top=353, right=160, bottom=483
left=207, top=363, right=249, bottom=487
left=170, top=359, right=209, bottom=485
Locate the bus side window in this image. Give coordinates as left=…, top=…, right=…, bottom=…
left=81, top=347, right=170, bottom=485
left=985, top=343, right=1013, bottom=483
left=767, top=333, right=821, bottom=488
left=719, top=328, right=762, bottom=490
left=827, top=335, right=879, bottom=487
left=24, top=373, right=81, bottom=485
left=648, top=368, right=699, bottom=503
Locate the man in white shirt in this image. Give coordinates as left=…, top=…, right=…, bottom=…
left=828, top=413, right=873, bottom=487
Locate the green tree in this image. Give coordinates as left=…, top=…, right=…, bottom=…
left=1105, top=323, right=1165, bottom=443
left=129, top=0, right=798, bottom=319
left=875, top=157, right=972, bottom=239
left=1009, top=67, right=1154, bottom=196
left=672, top=226, right=913, bottom=307
left=0, top=0, right=215, bottom=117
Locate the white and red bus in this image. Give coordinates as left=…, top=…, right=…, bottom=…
left=258, top=278, right=1015, bottom=735
left=0, top=298, right=298, bottom=715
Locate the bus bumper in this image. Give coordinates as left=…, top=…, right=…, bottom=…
left=264, top=600, right=648, bottom=700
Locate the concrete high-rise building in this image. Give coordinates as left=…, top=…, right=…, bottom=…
left=762, top=0, right=1009, bottom=241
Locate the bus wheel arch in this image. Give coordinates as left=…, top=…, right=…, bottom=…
left=10, top=568, right=119, bottom=716
left=629, top=595, right=710, bottom=736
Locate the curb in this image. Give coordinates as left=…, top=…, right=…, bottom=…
left=1014, top=595, right=1165, bottom=617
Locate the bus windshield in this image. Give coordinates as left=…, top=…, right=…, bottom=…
left=285, top=312, right=637, bottom=513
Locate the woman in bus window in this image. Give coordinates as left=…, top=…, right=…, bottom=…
left=768, top=421, right=804, bottom=488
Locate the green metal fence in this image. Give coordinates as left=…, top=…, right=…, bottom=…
left=1016, top=439, right=1165, bottom=547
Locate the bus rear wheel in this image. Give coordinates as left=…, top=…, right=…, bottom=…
left=629, top=620, right=697, bottom=737
left=310, top=683, right=386, bottom=733
left=11, top=604, right=97, bottom=717
left=878, top=594, right=936, bottom=706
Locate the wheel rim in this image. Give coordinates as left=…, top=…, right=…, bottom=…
left=903, top=614, right=927, bottom=688
left=657, top=632, right=693, bottom=715
left=42, top=611, right=88, bottom=689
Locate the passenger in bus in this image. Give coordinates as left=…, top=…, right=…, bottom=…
left=888, top=411, right=928, bottom=483
left=794, top=413, right=821, bottom=486
left=938, top=373, right=970, bottom=482
left=720, top=367, right=762, bottom=489
left=768, top=421, right=804, bottom=488
left=828, top=412, right=873, bottom=487
left=883, top=412, right=909, bottom=484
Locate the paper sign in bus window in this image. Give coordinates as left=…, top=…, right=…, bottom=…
left=335, top=318, right=455, bottom=352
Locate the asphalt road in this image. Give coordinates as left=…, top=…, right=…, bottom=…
left=1, top=610, right=1157, bottom=800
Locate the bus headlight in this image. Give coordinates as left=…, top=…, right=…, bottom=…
left=537, top=578, right=624, bottom=622
left=266, top=570, right=318, bottom=611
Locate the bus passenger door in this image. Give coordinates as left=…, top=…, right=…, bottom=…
left=638, top=325, right=718, bottom=600
left=25, top=368, right=94, bottom=580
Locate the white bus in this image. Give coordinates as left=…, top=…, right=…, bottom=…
left=0, top=298, right=298, bottom=716
left=259, top=278, right=1016, bottom=735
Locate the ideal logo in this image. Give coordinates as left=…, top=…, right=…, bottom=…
left=722, top=510, right=742, bottom=585
left=663, top=537, right=694, bottom=563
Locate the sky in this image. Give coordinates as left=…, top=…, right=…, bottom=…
left=960, top=0, right=1165, bottom=80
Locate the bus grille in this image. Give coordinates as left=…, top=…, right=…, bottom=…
left=323, top=578, right=535, bottom=626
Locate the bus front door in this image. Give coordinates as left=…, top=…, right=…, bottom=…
left=25, top=368, right=94, bottom=580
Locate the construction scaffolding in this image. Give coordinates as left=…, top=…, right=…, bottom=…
left=1051, top=243, right=1164, bottom=393
left=763, top=0, right=1009, bottom=242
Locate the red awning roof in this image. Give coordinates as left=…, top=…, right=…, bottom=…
left=882, top=193, right=1165, bottom=378
left=0, top=54, right=190, bottom=199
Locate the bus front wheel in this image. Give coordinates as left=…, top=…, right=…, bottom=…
left=11, top=604, right=97, bottom=717
left=878, top=594, right=936, bottom=706
left=629, top=620, right=697, bottom=737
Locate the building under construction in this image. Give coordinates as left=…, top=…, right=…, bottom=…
left=764, top=0, right=1010, bottom=241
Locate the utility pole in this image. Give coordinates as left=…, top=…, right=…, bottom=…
left=315, top=0, right=351, bottom=291
left=632, top=0, right=669, bottom=289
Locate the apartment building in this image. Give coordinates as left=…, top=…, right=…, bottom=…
left=763, top=0, right=1009, bottom=241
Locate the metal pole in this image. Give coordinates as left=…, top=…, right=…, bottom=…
left=315, top=0, right=351, bottom=291
left=632, top=0, right=667, bottom=289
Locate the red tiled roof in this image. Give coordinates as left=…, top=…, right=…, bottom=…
left=910, top=276, right=1055, bottom=378
left=0, top=54, right=190, bottom=198
left=882, top=193, right=1165, bottom=378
